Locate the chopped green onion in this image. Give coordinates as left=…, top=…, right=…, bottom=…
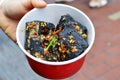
left=45, top=36, right=57, bottom=51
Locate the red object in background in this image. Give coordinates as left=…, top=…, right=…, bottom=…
left=26, top=55, right=86, bottom=79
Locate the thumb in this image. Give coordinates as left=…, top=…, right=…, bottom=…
left=25, top=0, right=46, bottom=9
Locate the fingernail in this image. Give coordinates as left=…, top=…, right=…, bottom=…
left=35, top=0, right=46, bottom=8
left=38, top=0, right=46, bottom=3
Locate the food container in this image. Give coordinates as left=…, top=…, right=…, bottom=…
left=16, top=4, right=95, bottom=79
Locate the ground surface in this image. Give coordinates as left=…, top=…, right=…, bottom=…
left=0, top=0, right=120, bottom=80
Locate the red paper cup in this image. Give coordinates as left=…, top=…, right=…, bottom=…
left=16, top=4, right=95, bottom=79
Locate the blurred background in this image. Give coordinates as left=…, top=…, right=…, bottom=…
left=0, top=0, right=120, bottom=80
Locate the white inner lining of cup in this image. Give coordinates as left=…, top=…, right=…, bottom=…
left=16, top=4, right=95, bottom=65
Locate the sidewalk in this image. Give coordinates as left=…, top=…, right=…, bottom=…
left=0, top=0, right=120, bottom=80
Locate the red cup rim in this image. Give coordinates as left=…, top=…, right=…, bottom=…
left=16, top=4, right=95, bottom=65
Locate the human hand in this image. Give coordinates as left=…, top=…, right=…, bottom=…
left=0, top=0, right=46, bottom=41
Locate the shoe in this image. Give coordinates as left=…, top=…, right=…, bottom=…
left=89, top=0, right=108, bottom=8
left=55, top=0, right=74, bottom=3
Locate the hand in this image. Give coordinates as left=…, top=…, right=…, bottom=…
left=0, top=0, right=46, bottom=41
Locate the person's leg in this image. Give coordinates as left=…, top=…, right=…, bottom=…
left=55, top=0, right=74, bottom=2
left=89, top=0, right=108, bottom=8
